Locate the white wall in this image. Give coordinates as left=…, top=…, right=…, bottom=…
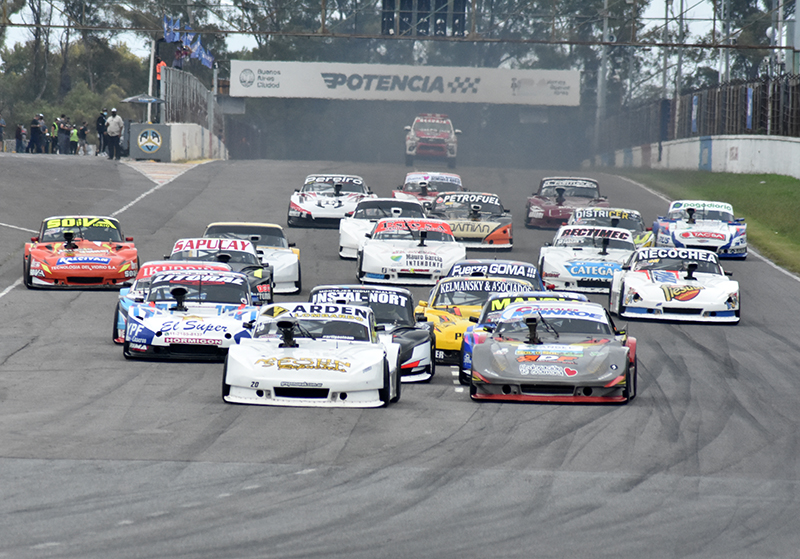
left=168, top=123, right=228, bottom=162
left=585, top=135, right=800, bottom=180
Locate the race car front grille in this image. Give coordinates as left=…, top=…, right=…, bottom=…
left=576, top=279, right=610, bottom=289
left=166, top=344, right=224, bottom=356
left=67, top=276, right=106, bottom=284
left=398, top=272, right=433, bottom=280
left=662, top=307, right=704, bottom=315
left=685, top=244, right=719, bottom=252
left=520, top=384, right=575, bottom=395
left=274, top=387, right=330, bottom=399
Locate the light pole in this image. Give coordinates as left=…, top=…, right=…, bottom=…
left=594, top=0, right=609, bottom=154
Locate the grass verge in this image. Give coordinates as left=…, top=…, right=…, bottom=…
left=611, top=169, right=800, bottom=276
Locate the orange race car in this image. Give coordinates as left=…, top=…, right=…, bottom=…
left=23, top=215, right=139, bottom=288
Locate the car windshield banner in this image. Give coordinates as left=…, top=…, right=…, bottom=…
left=230, top=61, right=580, bottom=106
left=374, top=220, right=451, bottom=234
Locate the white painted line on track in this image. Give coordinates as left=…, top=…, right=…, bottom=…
left=0, top=222, right=37, bottom=234
left=615, top=174, right=800, bottom=284
left=0, top=278, right=22, bottom=300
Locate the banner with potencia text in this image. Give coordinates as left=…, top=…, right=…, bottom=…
left=230, top=60, right=579, bottom=107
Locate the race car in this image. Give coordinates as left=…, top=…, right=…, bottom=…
left=123, top=270, right=259, bottom=361
left=539, top=225, right=637, bottom=293
left=287, top=174, right=376, bottom=227
left=446, top=259, right=544, bottom=290
left=222, top=302, right=401, bottom=408
left=653, top=200, right=747, bottom=258
left=458, top=291, right=589, bottom=385
left=404, top=113, right=461, bottom=168
left=414, top=276, right=537, bottom=364
left=203, top=222, right=301, bottom=294
left=392, top=172, right=465, bottom=206
left=568, top=207, right=654, bottom=248
left=428, top=192, right=513, bottom=249
left=469, top=301, right=637, bottom=404
left=310, top=285, right=435, bottom=382
left=525, top=177, right=609, bottom=229
left=609, top=247, right=740, bottom=323
left=338, top=198, right=426, bottom=259
left=23, top=215, right=138, bottom=288
left=357, top=218, right=466, bottom=285
left=166, top=238, right=274, bottom=304
left=112, top=260, right=232, bottom=344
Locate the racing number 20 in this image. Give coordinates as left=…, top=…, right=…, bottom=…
left=250, top=381, right=259, bottom=388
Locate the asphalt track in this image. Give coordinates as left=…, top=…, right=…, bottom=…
left=1, top=153, right=799, bottom=559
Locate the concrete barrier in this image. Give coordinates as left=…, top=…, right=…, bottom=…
left=129, top=123, right=228, bottom=162
left=584, top=135, right=800, bottom=180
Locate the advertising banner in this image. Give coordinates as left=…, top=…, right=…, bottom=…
left=230, top=60, right=580, bottom=106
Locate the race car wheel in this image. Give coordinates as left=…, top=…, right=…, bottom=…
left=222, top=356, right=232, bottom=401
left=623, top=357, right=638, bottom=403
left=286, top=206, right=297, bottom=227
left=390, top=357, right=402, bottom=403
left=122, top=341, right=133, bottom=360
left=22, top=258, right=33, bottom=289
left=616, top=283, right=626, bottom=315
left=458, top=348, right=470, bottom=386
left=423, top=339, right=436, bottom=383
left=405, top=154, right=413, bottom=167
left=356, top=252, right=365, bottom=281
left=379, top=359, right=392, bottom=407
left=112, top=302, right=122, bottom=344
left=294, top=267, right=302, bottom=293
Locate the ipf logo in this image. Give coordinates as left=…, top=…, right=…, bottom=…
left=137, top=129, right=162, bottom=153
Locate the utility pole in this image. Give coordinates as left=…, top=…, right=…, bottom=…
left=594, top=0, right=609, bottom=154
left=662, top=0, right=671, bottom=98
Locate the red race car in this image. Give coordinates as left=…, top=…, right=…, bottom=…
left=23, top=215, right=139, bottom=288
left=404, top=114, right=461, bottom=168
left=525, top=177, right=608, bottom=229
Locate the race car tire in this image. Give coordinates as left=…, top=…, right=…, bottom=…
left=22, top=258, right=33, bottom=289
left=286, top=206, right=297, bottom=227
left=294, top=267, right=302, bottom=294
left=221, top=356, right=233, bottom=401
left=390, top=357, right=402, bottom=403
left=458, top=347, right=470, bottom=386
left=423, top=339, right=436, bottom=383
left=617, top=283, right=627, bottom=315
left=379, top=359, right=392, bottom=407
left=356, top=252, right=365, bottom=281
left=623, top=357, right=638, bottom=403
left=112, top=302, right=122, bottom=344
left=405, top=154, right=413, bottom=167
left=122, top=340, right=133, bottom=360
left=447, top=158, right=456, bottom=169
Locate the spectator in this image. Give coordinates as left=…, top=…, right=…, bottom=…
left=15, top=124, right=24, bottom=153
left=95, top=109, right=107, bottom=156
left=78, top=121, right=88, bottom=155
left=156, top=56, right=167, bottom=96
left=38, top=114, right=46, bottom=152
left=29, top=114, right=41, bottom=153
left=50, top=120, right=58, bottom=154
left=0, top=113, right=5, bottom=151
left=57, top=115, right=70, bottom=155
left=105, top=108, right=124, bottom=160
left=69, top=124, right=78, bottom=154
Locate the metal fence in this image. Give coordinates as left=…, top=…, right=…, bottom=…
left=602, top=76, right=800, bottom=152
left=161, top=67, right=224, bottom=138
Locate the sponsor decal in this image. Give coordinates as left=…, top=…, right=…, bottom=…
left=636, top=248, right=717, bottom=263
left=498, top=305, right=606, bottom=322
left=405, top=253, right=443, bottom=268
left=559, top=227, right=632, bottom=241
left=452, top=262, right=538, bottom=280
left=661, top=285, right=704, bottom=302
left=374, top=219, right=451, bottom=234
left=56, top=256, right=111, bottom=265
left=517, top=354, right=577, bottom=363
left=280, top=381, right=324, bottom=388
left=451, top=222, right=492, bottom=235
left=437, top=279, right=528, bottom=294
left=277, top=304, right=369, bottom=321
left=516, top=344, right=583, bottom=357
left=137, top=129, right=162, bottom=154
left=304, top=174, right=363, bottom=185
left=437, top=193, right=500, bottom=206
left=647, top=270, right=679, bottom=283
left=311, top=289, right=409, bottom=307
left=670, top=201, right=733, bottom=213
left=322, top=73, right=480, bottom=95
left=405, top=172, right=462, bottom=186
left=541, top=179, right=597, bottom=189
left=45, top=217, right=117, bottom=229
left=161, top=320, right=230, bottom=334
left=390, top=255, right=402, bottom=262
left=173, top=238, right=253, bottom=253
left=257, top=357, right=351, bottom=372
left=152, top=273, right=245, bottom=285
left=565, top=261, right=621, bottom=278
left=679, top=231, right=726, bottom=240
left=128, top=343, right=147, bottom=350
left=239, top=69, right=256, bottom=87
left=519, top=364, right=579, bottom=377
left=528, top=207, right=545, bottom=218
left=573, top=208, right=631, bottom=220
left=164, top=337, right=222, bottom=345
left=139, top=263, right=230, bottom=278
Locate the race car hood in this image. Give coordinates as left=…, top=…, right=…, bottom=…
left=542, top=247, right=631, bottom=276
left=292, top=191, right=367, bottom=210
left=473, top=338, right=628, bottom=382
left=256, top=246, right=297, bottom=271
left=422, top=306, right=479, bottom=350
left=529, top=196, right=605, bottom=218
left=621, top=270, right=738, bottom=302
left=363, top=240, right=464, bottom=268
left=413, top=129, right=452, bottom=141
left=128, top=302, right=257, bottom=343
left=28, top=240, right=136, bottom=272
left=667, top=220, right=733, bottom=246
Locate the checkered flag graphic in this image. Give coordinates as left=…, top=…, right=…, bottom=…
left=447, top=77, right=481, bottom=94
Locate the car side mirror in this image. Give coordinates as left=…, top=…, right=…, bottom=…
left=243, top=320, right=256, bottom=330
left=415, top=315, right=427, bottom=323
left=469, top=316, right=478, bottom=323
left=454, top=129, right=462, bottom=134
left=616, top=328, right=626, bottom=337
left=417, top=300, right=428, bottom=308
left=31, top=237, right=39, bottom=242
left=404, top=125, right=411, bottom=131
left=288, top=242, right=296, bottom=247
left=163, top=255, right=170, bottom=259
left=365, top=233, right=372, bottom=239
left=375, top=324, right=386, bottom=332
left=126, top=236, right=134, bottom=241
left=724, top=270, right=733, bottom=276
left=134, top=296, right=145, bottom=303
left=121, top=281, right=133, bottom=287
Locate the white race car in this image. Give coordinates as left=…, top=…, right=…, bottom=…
left=203, top=222, right=301, bottom=294
left=357, top=218, right=466, bottom=285
left=287, top=174, right=376, bottom=227
left=338, top=198, right=426, bottom=259
left=653, top=200, right=747, bottom=259
left=539, top=225, right=637, bottom=293
left=392, top=172, right=465, bottom=206
left=222, top=302, right=401, bottom=408
left=609, top=247, right=740, bottom=323
left=123, top=270, right=259, bottom=360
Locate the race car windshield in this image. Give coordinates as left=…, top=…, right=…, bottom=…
left=172, top=249, right=261, bottom=265
left=373, top=229, right=454, bottom=242
left=204, top=225, right=288, bottom=248
left=633, top=257, right=722, bottom=274
left=555, top=235, right=635, bottom=251
left=254, top=319, right=369, bottom=341
left=42, top=225, right=124, bottom=242
left=667, top=208, right=735, bottom=222
left=540, top=185, right=599, bottom=199
left=433, top=288, right=494, bottom=307
left=431, top=199, right=504, bottom=216
left=414, top=121, right=452, bottom=133
left=494, top=317, right=612, bottom=337
left=403, top=182, right=437, bottom=193
left=354, top=202, right=424, bottom=220
left=147, top=281, right=249, bottom=304
left=303, top=182, right=365, bottom=194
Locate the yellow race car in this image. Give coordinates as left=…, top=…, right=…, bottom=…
left=414, top=276, right=536, bottom=364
